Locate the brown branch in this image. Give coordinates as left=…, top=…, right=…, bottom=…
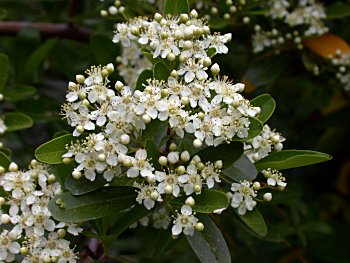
left=0, top=21, right=93, bottom=42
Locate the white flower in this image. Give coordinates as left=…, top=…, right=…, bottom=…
left=127, top=149, right=154, bottom=178
left=178, top=165, right=202, bottom=195
left=171, top=205, right=198, bottom=236
left=230, top=181, right=257, bottom=215
left=201, top=163, right=221, bottom=188
left=135, top=183, right=162, bottom=210
left=156, top=171, right=181, bottom=197
left=152, top=207, right=171, bottom=229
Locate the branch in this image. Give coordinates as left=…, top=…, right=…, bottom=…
left=0, top=21, right=93, bottom=42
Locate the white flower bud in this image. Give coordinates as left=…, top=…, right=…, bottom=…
left=48, top=174, right=56, bottom=184
left=154, top=13, right=162, bottom=22
left=214, top=160, right=223, bottom=169
left=192, top=155, right=201, bottom=163
left=229, top=5, right=237, bottom=13
left=0, top=166, right=5, bottom=174
left=57, top=228, right=66, bottom=238
left=147, top=174, right=156, bottom=184
left=98, top=154, right=106, bottom=162
left=108, top=6, right=118, bottom=15
left=194, top=184, right=202, bottom=193
left=274, top=142, right=283, bottom=151
left=123, top=158, right=133, bottom=168
left=195, top=222, right=204, bottom=231
left=181, top=96, right=189, bottom=105
left=226, top=192, right=233, bottom=199
left=1, top=214, right=10, bottom=224
left=120, top=134, right=130, bottom=145
left=0, top=197, right=5, bottom=205
left=164, top=185, right=173, bottom=194
left=169, top=143, right=177, bottom=151
left=82, top=99, right=90, bottom=107
left=243, top=16, right=250, bottom=24
left=226, top=0, right=233, bottom=5
left=223, top=13, right=230, bottom=20
left=118, top=6, right=125, bottom=13
left=167, top=52, right=176, bottom=61
left=72, top=171, right=82, bottom=180
left=211, top=7, right=218, bottom=15
left=252, top=200, right=257, bottom=208
left=170, top=70, right=178, bottom=78
left=20, top=247, right=29, bottom=255
left=183, top=40, right=193, bottom=50
left=210, top=63, right=220, bottom=76
left=185, top=196, right=195, bottom=206
left=43, top=256, right=51, bottom=263
left=142, top=114, right=151, bottom=124
left=100, top=10, right=108, bottom=17
left=150, top=191, right=159, bottom=201
left=197, top=162, right=205, bottom=171
left=159, top=156, right=168, bottom=166
left=180, top=151, right=190, bottom=162
left=62, top=157, right=72, bottom=165
left=177, top=165, right=186, bottom=175
left=252, top=153, right=260, bottom=162
left=263, top=192, right=272, bottom=202
left=76, top=74, right=85, bottom=84
left=106, top=63, right=114, bottom=74
left=193, top=139, right=203, bottom=148
left=190, top=9, right=198, bottom=18
left=76, top=125, right=84, bottom=133
left=167, top=152, right=179, bottom=164
left=203, top=26, right=210, bottom=35
left=180, top=14, right=189, bottom=22
left=8, top=230, right=18, bottom=240
left=115, top=80, right=124, bottom=91
left=253, top=182, right=261, bottom=190
left=9, top=162, right=18, bottom=172
left=203, top=57, right=212, bottom=67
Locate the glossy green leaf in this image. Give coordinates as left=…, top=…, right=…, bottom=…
left=255, top=150, right=332, bottom=171
left=238, top=209, right=267, bottom=236
left=153, top=62, right=170, bottom=81
left=0, top=53, right=9, bottom=91
left=223, top=155, right=257, bottom=182
left=327, top=2, right=350, bottom=19
left=0, top=8, right=7, bottom=20
left=65, top=171, right=108, bottom=196
left=0, top=147, right=12, bottom=158
left=246, top=54, right=291, bottom=86
left=23, top=39, right=57, bottom=80
left=141, top=49, right=162, bottom=64
left=136, top=69, right=153, bottom=91
left=2, top=85, right=37, bottom=99
left=141, top=119, right=168, bottom=147
left=171, top=190, right=230, bottom=213
left=187, top=215, right=231, bottom=263
left=49, top=163, right=74, bottom=188
left=35, top=134, right=85, bottom=164
left=145, top=139, right=161, bottom=170
left=196, top=141, right=243, bottom=170
left=48, top=186, right=137, bottom=223
left=4, top=112, right=33, bottom=132
left=164, top=0, right=189, bottom=15
left=90, top=34, right=119, bottom=65
left=0, top=151, right=11, bottom=170
left=251, top=94, right=276, bottom=123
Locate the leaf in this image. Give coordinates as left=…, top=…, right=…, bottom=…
left=187, top=215, right=231, bottom=263
left=327, top=2, right=350, bottom=19
left=111, top=205, right=149, bottom=237
left=136, top=69, right=153, bottom=91
left=0, top=8, right=7, bottom=20
left=48, top=186, right=137, bottom=223
left=145, top=139, right=161, bottom=170
left=65, top=172, right=107, bottom=196
left=0, top=151, right=11, bottom=170
left=141, top=119, right=168, bottom=147
left=141, top=49, right=162, bottom=64
left=171, top=190, right=229, bottom=213
left=4, top=112, right=33, bottom=132
left=206, top=47, right=217, bottom=58
left=0, top=53, right=9, bottom=91
left=141, top=229, right=173, bottom=259
left=251, top=94, right=276, bottom=123
left=196, top=141, right=243, bottom=170
left=246, top=54, right=291, bottom=86
left=223, top=155, right=257, bottom=182
left=303, top=33, right=350, bottom=58
left=238, top=209, right=268, bottom=236
left=2, top=85, right=37, bottom=99
left=35, top=134, right=85, bottom=164
left=49, top=163, right=74, bottom=189
left=90, top=34, right=119, bottom=65
left=255, top=150, right=332, bottom=171
left=153, top=62, right=170, bottom=81
left=0, top=147, right=12, bottom=158
left=164, top=0, right=189, bottom=15
left=23, top=39, right=57, bottom=80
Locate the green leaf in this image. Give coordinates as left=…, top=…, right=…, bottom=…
left=0, top=151, right=11, bottom=170
left=251, top=94, right=276, bottom=123
left=327, top=2, right=350, bottom=19
left=136, top=69, right=153, bottom=91
left=90, top=34, right=119, bottom=65
left=206, top=47, right=217, bottom=58
left=196, top=141, right=243, bottom=170
left=153, top=62, right=170, bottom=81
left=35, top=134, right=85, bottom=164
left=0, top=53, right=9, bottom=91
left=49, top=163, right=74, bottom=189
left=141, top=119, right=168, bottom=147
left=48, top=186, right=137, bottom=223
left=2, top=85, right=37, bottom=99
left=238, top=209, right=268, bottom=236
left=255, top=150, right=332, bottom=171
left=223, top=155, right=257, bottom=182
left=145, top=139, right=161, bottom=170
left=0, top=8, right=7, bottom=20
left=4, top=112, right=33, bottom=132
left=164, top=0, right=189, bottom=15
left=141, top=49, right=162, bottom=64
left=187, top=215, right=231, bottom=263
left=246, top=54, right=291, bottom=86
left=0, top=147, right=12, bottom=158
left=171, top=190, right=229, bottom=213
left=141, top=229, right=173, bottom=258
left=23, top=39, right=57, bottom=81
left=65, top=171, right=108, bottom=196
left=111, top=205, right=149, bottom=237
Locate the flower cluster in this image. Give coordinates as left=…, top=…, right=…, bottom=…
left=0, top=161, right=80, bottom=262
left=252, top=0, right=328, bottom=53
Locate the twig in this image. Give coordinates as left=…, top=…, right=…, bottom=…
left=0, top=21, right=93, bottom=42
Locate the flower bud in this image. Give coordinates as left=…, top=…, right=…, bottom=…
left=8, top=230, right=18, bottom=240
left=120, top=134, right=130, bottom=145
left=142, top=114, right=151, bottom=124
left=168, top=152, right=179, bottom=164
left=194, top=184, right=202, bottom=193
left=195, top=222, right=204, bottom=231
left=72, top=170, right=82, bottom=180
left=0, top=166, right=5, bottom=174
left=185, top=196, right=195, bottom=206
left=274, top=143, right=283, bottom=151
left=181, top=96, right=189, bottom=105
left=170, top=70, right=178, bottom=78
left=76, top=74, right=85, bottom=84
left=164, top=185, right=173, bottom=194
left=9, top=162, right=18, bottom=172
left=159, top=156, right=168, bottom=166
left=76, top=125, right=84, bottom=133
left=20, top=247, right=29, bottom=255
left=197, top=162, right=205, bottom=171
left=243, top=16, right=250, bottom=24
left=180, top=151, right=190, bottom=162
left=190, top=9, right=198, bottom=18
left=203, top=57, right=212, bottom=67
left=150, top=191, right=159, bottom=200
left=210, top=63, right=220, bottom=76
left=1, top=214, right=10, bottom=224
left=0, top=197, right=5, bottom=206
left=167, top=53, right=176, bottom=61
left=115, top=80, right=124, bottom=91
left=169, top=143, right=177, bottom=151
left=263, top=192, right=272, bottom=202
left=48, top=174, right=56, bottom=184
left=177, top=165, right=186, bottom=175
left=58, top=229, right=66, bottom=238
left=253, top=182, right=261, bottom=190
left=100, top=10, right=108, bottom=17
left=154, top=13, right=162, bottom=22
left=108, top=6, right=118, bottom=15
left=193, top=139, right=203, bottom=148
left=214, top=160, right=223, bottom=169
left=98, top=154, right=106, bottom=162
left=106, top=63, right=115, bottom=74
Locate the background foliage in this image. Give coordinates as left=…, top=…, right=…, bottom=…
left=0, top=0, right=349, bottom=262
